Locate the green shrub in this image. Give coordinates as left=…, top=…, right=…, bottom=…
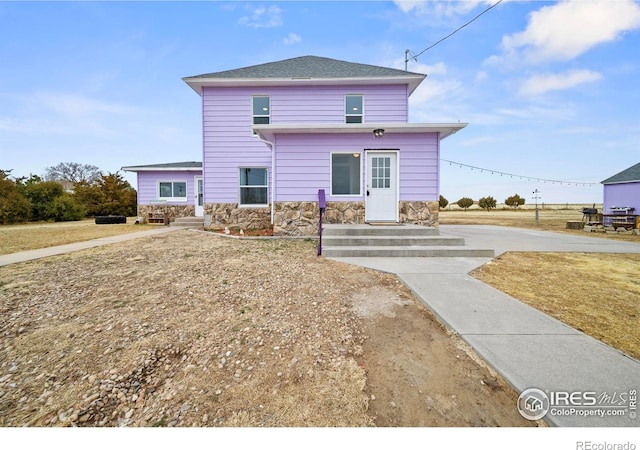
left=0, top=190, right=32, bottom=224
left=22, top=178, right=64, bottom=221
left=439, top=195, right=449, bottom=209
left=46, top=194, right=87, bottom=222
left=74, top=172, right=136, bottom=217
left=478, top=196, right=497, bottom=211
left=0, top=172, right=31, bottom=224
left=505, top=194, right=525, bottom=210
left=456, top=197, right=474, bottom=211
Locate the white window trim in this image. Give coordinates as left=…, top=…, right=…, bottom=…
left=238, top=167, right=269, bottom=207
left=157, top=180, right=188, bottom=203
left=252, top=95, right=271, bottom=136
left=330, top=152, right=363, bottom=197
left=345, top=94, right=364, bottom=124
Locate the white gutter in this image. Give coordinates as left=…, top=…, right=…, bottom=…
left=256, top=133, right=276, bottom=224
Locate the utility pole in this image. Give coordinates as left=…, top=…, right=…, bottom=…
left=532, top=189, right=541, bottom=226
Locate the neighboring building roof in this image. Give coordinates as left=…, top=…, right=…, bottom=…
left=601, top=162, right=640, bottom=184
left=121, top=162, right=202, bottom=172
left=183, top=55, right=426, bottom=95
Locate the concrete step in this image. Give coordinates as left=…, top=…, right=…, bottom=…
left=322, top=235, right=465, bottom=247
left=170, top=217, right=204, bottom=227
left=322, top=224, right=439, bottom=237
left=319, top=223, right=494, bottom=258
left=321, top=246, right=495, bottom=258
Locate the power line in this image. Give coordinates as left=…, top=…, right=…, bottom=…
left=441, top=159, right=600, bottom=187
left=405, top=0, right=503, bottom=70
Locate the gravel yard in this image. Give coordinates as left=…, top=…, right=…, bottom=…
left=0, top=229, right=534, bottom=427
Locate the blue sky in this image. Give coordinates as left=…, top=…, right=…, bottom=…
left=1, top=0, right=639, bottom=205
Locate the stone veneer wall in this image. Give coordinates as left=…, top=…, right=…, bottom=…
left=204, top=203, right=271, bottom=230
left=201, top=200, right=439, bottom=236
left=399, top=201, right=439, bottom=227
left=273, top=201, right=365, bottom=236
left=137, top=204, right=195, bottom=223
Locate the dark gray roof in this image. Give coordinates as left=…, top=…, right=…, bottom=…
left=184, top=55, right=425, bottom=80
left=121, top=161, right=202, bottom=172
left=601, top=162, right=640, bottom=184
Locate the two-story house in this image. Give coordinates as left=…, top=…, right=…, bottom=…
left=123, top=56, right=466, bottom=235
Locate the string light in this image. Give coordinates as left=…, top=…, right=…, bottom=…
left=440, top=159, right=599, bottom=187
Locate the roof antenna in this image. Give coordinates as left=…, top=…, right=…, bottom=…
left=404, top=49, right=417, bottom=70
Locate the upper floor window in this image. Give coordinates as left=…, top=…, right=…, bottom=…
left=252, top=95, right=270, bottom=128
left=345, top=95, right=363, bottom=124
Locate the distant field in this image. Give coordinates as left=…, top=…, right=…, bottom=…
left=0, top=218, right=152, bottom=255
left=444, top=203, right=602, bottom=212
left=439, top=204, right=639, bottom=242
left=439, top=207, right=584, bottom=230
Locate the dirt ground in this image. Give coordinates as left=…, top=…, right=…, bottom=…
left=354, top=287, right=533, bottom=426
left=0, top=229, right=535, bottom=427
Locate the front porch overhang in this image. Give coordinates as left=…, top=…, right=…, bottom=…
left=252, top=122, right=467, bottom=142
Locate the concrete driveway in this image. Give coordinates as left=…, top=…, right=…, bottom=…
left=331, top=225, right=640, bottom=427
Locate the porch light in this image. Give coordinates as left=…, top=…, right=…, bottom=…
left=373, top=128, right=385, bottom=138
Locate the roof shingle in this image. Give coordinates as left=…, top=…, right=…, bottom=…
left=184, top=55, right=425, bottom=80
left=601, top=162, right=640, bottom=184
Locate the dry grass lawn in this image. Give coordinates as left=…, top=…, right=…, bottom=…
left=472, top=252, right=640, bottom=360
left=446, top=207, right=640, bottom=361
left=0, top=218, right=153, bottom=255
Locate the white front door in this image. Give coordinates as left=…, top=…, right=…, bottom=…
left=365, top=151, right=398, bottom=222
left=194, top=176, right=204, bottom=217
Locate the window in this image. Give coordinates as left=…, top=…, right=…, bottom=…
left=252, top=96, right=270, bottom=133
left=371, top=156, right=391, bottom=189
left=158, top=181, right=187, bottom=202
left=239, top=168, right=268, bottom=206
left=345, top=95, right=363, bottom=124
left=331, top=153, right=361, bottom=196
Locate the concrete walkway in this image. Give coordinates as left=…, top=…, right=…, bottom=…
left=0, top=226, right=179, bottom=267
left=331, top=225, right=640, bottom=427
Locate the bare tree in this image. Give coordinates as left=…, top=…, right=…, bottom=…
left=44, top=162, right=101, bottom=184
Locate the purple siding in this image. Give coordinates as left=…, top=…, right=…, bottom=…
left=202, top=84, right=411, bottom=203
left=603, top=182, right=640, bottom=213
left=274, top=133, right=439, bottom=202
left=136, top=171, right=201, bottom=205
left=202, top=87, right=270, bottom=203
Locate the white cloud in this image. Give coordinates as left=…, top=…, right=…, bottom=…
left=0, top=91, right=142, bottom=137
left=392, top=56, right=447, bottom=75
left=238, top=5, right=283, bottom=29
left=283, top=32, right=301, bottom=45
left=393, top=0, right=494, bottom=18
left=409, top=75, right=466, bottom=122
left=475, top=71, right=488, bottom=82
left=32, top=91, right=137, bottom=116
left=499, top=0, right=640, bottom=64
left=518, top=69, right=603, bottom=96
